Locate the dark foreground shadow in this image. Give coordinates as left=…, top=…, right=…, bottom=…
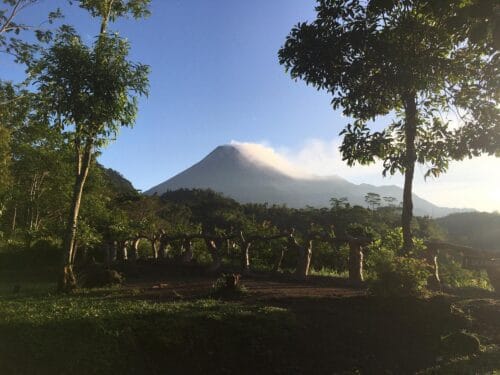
left=2, top=292, right=499, bottom=375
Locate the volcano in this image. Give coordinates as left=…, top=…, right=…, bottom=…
left=145, top=144, right=468, bottom=217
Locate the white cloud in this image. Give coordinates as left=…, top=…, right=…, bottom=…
left=284, top=138, right=385, bottom=183
left=230, top=140, right=311, bottom=178
left=230, top=138, right=500, bottom=212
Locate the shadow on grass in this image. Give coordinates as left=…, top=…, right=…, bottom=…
left=1, top=270, right=499, bottom=375
left=0, top=299, right=294, bottom=375
left=2, top=289, right=497, bottom=374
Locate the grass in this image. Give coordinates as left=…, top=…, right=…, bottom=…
left=1, top=269, right=499, bottom=374
left=0, top=283, right=295, bottom=375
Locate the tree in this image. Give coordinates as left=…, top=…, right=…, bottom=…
left=31, top=0, right=150, bottom=291
left=279, top=0, right=499, bottom=253
left=1, top=0, right=61, bottom=224
left=0, top=123, right=10, bottom=219
left=364, top=192, right=381, bottom=211
left=383, top=196, right=397, bottom=207
left=0, top=0, right=61, bottom=65
left=330, top=196, right=350, bottom=211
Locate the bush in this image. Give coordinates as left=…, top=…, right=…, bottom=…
left=0, top=239, right=61, bottom=270
left=80, top=265, right=124, bottom=288
left=211, top=273, right=246, bottom=298
left=370, top=255, right=431, bottom=297
left=438, top=254, right=492, bottom=290
left=367, top=228, right=430, bottom=297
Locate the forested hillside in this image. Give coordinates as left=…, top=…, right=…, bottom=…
left=437, top=212, right=500, bottom=251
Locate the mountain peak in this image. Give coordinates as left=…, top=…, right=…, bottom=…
left=145, top=143, right=467, bottom=217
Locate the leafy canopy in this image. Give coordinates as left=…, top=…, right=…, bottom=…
left=0, top=0, right=62, bottom=64
left=31, top=26, right=149, bottom=147
left=70, top=0, right=151, bottom=22
left=279, top=0, right=499, bottom=177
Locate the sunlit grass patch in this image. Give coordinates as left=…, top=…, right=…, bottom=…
left=309, top=267, right=349, bottom=278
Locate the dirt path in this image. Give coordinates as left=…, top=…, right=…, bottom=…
left=122, top=272, right=366, bottom=302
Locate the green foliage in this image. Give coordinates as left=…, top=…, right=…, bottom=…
left=312, top=241, right=350, bottom=274
left=330, top=196, right=349, bottom=210
left=370, top=255, right=430, bottom=297
left=364, top=192, right=381, bottom=210
left=101, top=166, right=138, bottom=197
left=73, top=0, right=151, bottom=22
left=0, top=293, right=292, bottom=375
left=80, top=266, right=124, bottom=288
left=438, top=255, right=492, bottom=290
left=0, top=0, right=62, bottom=64
left=211, top=273, right=247, bottom=299
left=0, top=238, right=61, bottom=270
left=1, top=276, right=498, bottom=374
left=32, top=28, right=150, bottom=147
left=162, top=189, right=244, bottom=234
left=279, top=0, right=499, bottom=173
left=279, top=0, right=499, bottom=251
left=367, top=228, right=430, bottom=296
left=0, top=124, right=11, bottom=213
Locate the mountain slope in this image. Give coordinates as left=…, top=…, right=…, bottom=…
left=145, top=145, right=469, bottom=217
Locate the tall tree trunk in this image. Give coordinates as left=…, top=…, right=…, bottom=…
left=348, top=241, right=364, bottom=283
left=181, top=238, right=194, bottom=264
left=158, top=240, right=168, bottom=259
left=58, top=143, right=92, bottom=292
left=109, top=242, right=118, bottom=263
left=151, top=239, right=159, bottom=259
left=273, top=246, right=286, bottom=273
left=117, top=240, right=128, bottom=261
left=238, top=232, right=252, bottom=271
left=129, top=238, right=140, bottom=261
left=10, top=205, right=16, bottom=232
left=290, top=235, right=312, bottom=280
left=402, top=94, right=417, bottom=255
left=71, top=241, right=79, bottom=264
left=241, top=241, right=252, bottom=271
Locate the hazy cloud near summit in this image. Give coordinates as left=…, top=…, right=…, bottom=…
left=230, top=141, right=311, bottom=178
left=231, top=138, right=500, bottom=212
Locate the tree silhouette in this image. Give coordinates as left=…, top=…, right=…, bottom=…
left=365, top=192, right=381, bottom=211
left=383, top=196, right=398, bottom=207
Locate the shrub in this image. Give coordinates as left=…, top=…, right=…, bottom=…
left=367, top=228, right=430, bottom=297
left=80, top=265, right=124, bottom=288
left=370, top=255, right=431, bottom=297
left=211, top=273, right=246, bottom=298
left=0, top=239, right=61, bottom=271
left=438, top=255, right=492, bottom=290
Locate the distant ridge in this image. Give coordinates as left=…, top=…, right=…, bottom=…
left=145, top=144, right=471, bottom=217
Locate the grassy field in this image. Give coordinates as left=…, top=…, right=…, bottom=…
left=1, top=267, right=499, bottom=374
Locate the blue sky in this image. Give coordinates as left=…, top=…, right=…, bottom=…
left=2, top=0, right=499, bottom=212
left=3, top=1, right=344, bottom=184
